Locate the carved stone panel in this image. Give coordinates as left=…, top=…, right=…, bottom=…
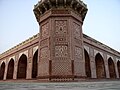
left=55, top=20, right=67, bottom=35
left=55, top=45, right=68, bottom=57
left=41, top=23, right=49, bottom=39
left=40, top=39, right=49, bottom=47
left=40, top=47, right=49, bottom=59
left=52, top=61, right=71, bottom=75
left=55, top=36, right=67, bottom=42
left=74, top=38, right=82, bottom=46
left=73, top=22, right=81, bottom=39
left=75, top=46, right=82, bottom=59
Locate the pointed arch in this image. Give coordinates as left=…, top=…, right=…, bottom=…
left=32, top=50, right=38, bottom=78
left=0, top=62, right=5, bottom=80
left=17, top=54, right=27, bottom=79
left=95, top=53, right=106, bottom=78
left=6, top=59, right=14, bottom=79
left=108, top=57, right=116, bottom=78
left=84, top=49, right=91, bottom=78
left=117, top=61, right=120, bottom=78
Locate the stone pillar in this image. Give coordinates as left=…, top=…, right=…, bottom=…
left=3, top=60, right=8, bottom=80
left=103, top=53, right=110, bottom=78
left=13, top=54, right=19, bottom=79
left=26, top=48, right=33, bottom=79
left=89, top=48, right=96, bottom=78
left=114, top=57, right=119, bottom=78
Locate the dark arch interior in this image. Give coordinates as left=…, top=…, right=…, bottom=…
left=84, top=49, right=91, bottom=78
left=95, top=53, right=106, bottom=78
left=117, top=61, right=120, bottom=77
left=108, top=58, right=116, bottom=78
left=17, top=54, right=27, bottom=79
left=0, top=62, right=5, bottom=80
left=32, top=50, right=38, bottom=78
left=6, top=59, right=14, bottom=79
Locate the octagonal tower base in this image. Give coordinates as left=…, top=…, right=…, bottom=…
left=33, top=0, right=88, bottom=81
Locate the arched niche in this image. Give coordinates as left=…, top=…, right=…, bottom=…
left=17, top=54, right=27, bottom=79
left=0, top=62, right=5, bottom=80
left=32, top=50, right=38, bottom=78
left=6, top=59, right=14, bottom=79
left=95, top=53, right=106, bottom=78
left=108, top=57, right=116, bottom=78
left=84, top=49, right=91, bottom=78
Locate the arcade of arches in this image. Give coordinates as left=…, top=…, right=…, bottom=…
left=0, top=50, right=38, bottom=80
left=0, top=49, right=120, bottom=80
left=84, top=49, right=120, bottom=79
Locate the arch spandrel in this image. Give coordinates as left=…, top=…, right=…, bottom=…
left=107, top=55, right=113, bottom=61
left=0, top=61, right=6, bottom=67
left=0, top=60, right=6, bottom=65
left=33, top=46, right=38, bottom=55
left=84, top=45, right=90, bottom=54
left=9, top=56, right=15, bottom=62
left=94, top=49, right=103, bottom=58
left=116, top=58, right=120, bottom=63
left=19, top=50, right=28, bottom=60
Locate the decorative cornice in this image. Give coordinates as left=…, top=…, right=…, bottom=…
left=33, top=0, right=88, bottom=22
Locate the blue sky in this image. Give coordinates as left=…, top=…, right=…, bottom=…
left=0, top=0, right=120, bottom=54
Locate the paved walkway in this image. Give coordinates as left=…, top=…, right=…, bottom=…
left=0, top=80, right=120, bottom=90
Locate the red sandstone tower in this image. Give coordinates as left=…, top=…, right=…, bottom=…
left=33, top=0, right=88, bottom=81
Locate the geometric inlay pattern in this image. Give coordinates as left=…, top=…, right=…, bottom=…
left=52, top=62, right=71, bottom=75
left=55, top=45, right=68, bottom=57
left=73, top=22, right=81, bottom=39
left=75, top=46, right=82, bottom=59
left=40, top=47, right=49, bottom=59
left=41, top=23, right=49, bottom=39
left=55, top=20, right=67, bottom=35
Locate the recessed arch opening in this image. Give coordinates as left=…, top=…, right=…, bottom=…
left=0, top=62, right=5, bottom=80
left=117, top=61, right=120, bottom=78
left=6, top=59, right=14, bottom=79
left=17, top=54, right=27, bottom=79
left=108, top=58, right=116, bottom=78
left=84, top=49, right=91, bottom=78
left=32, top=50, right=38, bottom=79
left=95, top=53, right=106, bottom=78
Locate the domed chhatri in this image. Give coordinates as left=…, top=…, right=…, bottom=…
left=33, top=0, right=88, bottom=22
